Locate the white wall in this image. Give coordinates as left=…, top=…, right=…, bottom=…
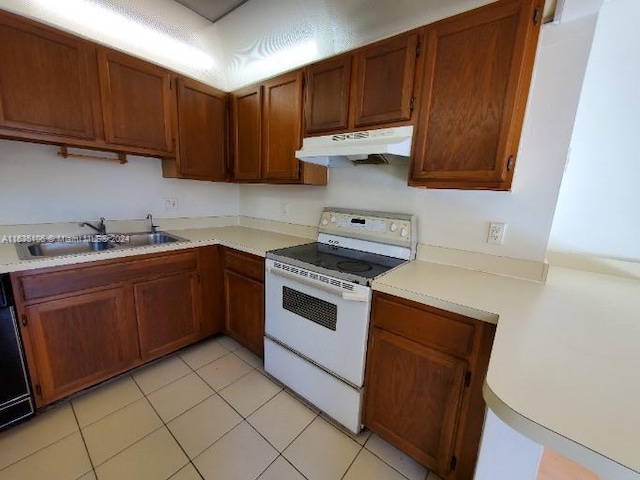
left=0, top=140, right=239, bottom=225
left=240, top=16, right=598, bottom=263
left=548, top=0, right=640, bottom=262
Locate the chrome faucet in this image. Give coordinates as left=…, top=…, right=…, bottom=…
left=80, top=217, right=106, bottom=235
left=146, top=213, right=159, bottom=234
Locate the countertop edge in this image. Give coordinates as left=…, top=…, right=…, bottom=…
left=483, top=381, right=639, bottom=480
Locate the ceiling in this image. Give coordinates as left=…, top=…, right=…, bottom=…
left=174, top=0, right=249, bottom=22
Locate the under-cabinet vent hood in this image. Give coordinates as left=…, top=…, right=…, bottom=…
left=295, top=126, right=413, bottom=167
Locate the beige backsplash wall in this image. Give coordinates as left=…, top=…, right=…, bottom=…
left=240, top=16, right=598, bottom=263
left=0, top=140, right=240, bottom=225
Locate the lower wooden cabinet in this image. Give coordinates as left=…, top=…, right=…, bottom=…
left=23, top=286, right=139, bottom=406
left=134, top=271, right=201, bottom=361
left=363, top=292, right=496, bottom=480
left=222, top=248, right=265, bottom=357
left=11, top=247, right=223, bottom=408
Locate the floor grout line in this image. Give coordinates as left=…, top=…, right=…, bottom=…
left=69, top=401, right=97, bottom=478
left=0, top=428, right=79, bottom=474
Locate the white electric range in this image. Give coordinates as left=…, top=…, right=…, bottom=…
left=264, top=208, right=416, bottom=433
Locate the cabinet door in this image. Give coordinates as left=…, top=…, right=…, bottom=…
left=262, top=70, right=303, bottom=181
left=410, top=0, right=542, bottom=190
left=364, top=327, right=467, bottom=476
left=134, top=272, right=201, bottom=361
left=232, top=85, right=262, bottom=181
left=305, top=55, right=352, bottom=134
left=176, top=77, right=228, bottom=181
left=98, top=49, right=174, bottom=153
left=352, top=33, right=418, bottom=127
left=224, top=269, right=264, bottom=357
left=0, top=13, right=100, bottom=140
left=24, top=288, right=139, bottom=407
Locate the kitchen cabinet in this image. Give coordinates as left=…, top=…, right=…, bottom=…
left=97, top=48, right=174, bottom=154
left=134, top=271, right=201, bottom=361
left=363, top=292, right=495, bottom=480
left=304, top=54, right=352, bottom=134
left=22, top=287, right=138, bottom=406
left=232, top=85, right=262, bottom=181
left=231, top=71, right=327, bottom=185
left=222, top=248, right=265, bottom=357
left=303, top=33, right=419, bottom=136
left=352, top=32, right=419, bottom=128
left=11, top=248, right=221, bottom=408
left=162, top=77, right=229, bottom=181
left=0, top=11, right=103, bottom=143
left=409, top=0, right=543, bottom=190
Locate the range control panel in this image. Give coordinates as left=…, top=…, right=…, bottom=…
left=318, top=208, right=415, bottom=249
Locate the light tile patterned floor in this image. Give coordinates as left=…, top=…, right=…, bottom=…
left=0, top=335, right=440, bottom=480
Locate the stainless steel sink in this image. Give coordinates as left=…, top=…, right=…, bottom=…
left=15, top=231, right=188, bottom=260
left=118, top=232, right=186, bottom=248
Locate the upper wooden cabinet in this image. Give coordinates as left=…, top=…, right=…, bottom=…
left=304, top=55, right=352, bottom=134
left=231, top=71, right=327, bottom=185
left=232, top=85, right=263, bottom=181
left=410, top=0, right=543, bottom=190
left=0, top=12, right=102, bottom=142
left=97, top=49, right=174, bottom=154
left=352, top=32, right=419, bottom=127
left=363, top=292, right=496, bottom=480
left=163, top=77, right=229, bottom=181
left=303, top=33, right=420, bottom=136
left=262, top=70, right=304, bottom=181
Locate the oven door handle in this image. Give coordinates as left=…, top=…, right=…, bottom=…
left=267, top=267, right=369, bottom=302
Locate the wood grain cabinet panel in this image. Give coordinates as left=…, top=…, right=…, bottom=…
left=262, top=70, right=304, bottom=181
left=232, top=85, right=262, bottom=181
left=304, top=55, right=352, bottom=134
left=0, top=13, right=100, bottom=141
left=98, top=49, right=174, bottom=153
left=410, top=0, right=543, bottom=190
left=222, top=248, right=265, bottom=357
left=24, top=287, right=139, bottom=407
left=134, top=272, right=201, bottom=361
left=364, top=327, right=467, bottom=474
left=364, top=292, right=496, bottom=480
left=172, top=77, right=228, bottom=181
left=12, top=248, right=221, bottom=409
left=231, top=72, right=326, bottom=185
left=352, top=32, right=419, bottom=127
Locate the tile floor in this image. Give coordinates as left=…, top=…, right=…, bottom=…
left=0, top=335, right=442, bottom=480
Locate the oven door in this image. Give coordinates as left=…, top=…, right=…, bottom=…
left=265, top=259, right=372, bottom=387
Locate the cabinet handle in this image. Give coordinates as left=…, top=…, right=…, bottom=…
left=506, top=155, right=514, bottom=172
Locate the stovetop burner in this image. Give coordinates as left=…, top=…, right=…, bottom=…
left=337, top=260, right=373, bottom=273
left=267, top=242, right=407, bottom=285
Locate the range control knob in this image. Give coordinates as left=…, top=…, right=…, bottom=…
left=321, top=218, right=329, bottom=226
left=400, top=227, right=408, bottom=238
left=390, top=223, right=398, bottom=232
left=330, top=215, right=336, bottom=223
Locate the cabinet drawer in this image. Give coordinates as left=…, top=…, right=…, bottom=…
left=371, top=292, right=476, bottom=358
left=223, top=248, right=264, bottom=282
left=17, top=251, right=198, bottom=302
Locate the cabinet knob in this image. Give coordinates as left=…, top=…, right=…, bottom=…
left=400, top=227, right=408, bottom=238
left=321, top=218, right=328, bottom=226
left=506, top=156, right=514, bottom=172
left=390, top=223, right=398, bottom=232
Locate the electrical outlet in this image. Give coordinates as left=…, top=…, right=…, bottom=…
left=164, top=198, right=179, bottom=211
left=487, top=222, right=506, bottom=245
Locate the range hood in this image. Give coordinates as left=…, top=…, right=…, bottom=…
left=295, top=126, right=413, bottom=167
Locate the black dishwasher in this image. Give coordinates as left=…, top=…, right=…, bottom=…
left=0, top=273, right=34, bottom=431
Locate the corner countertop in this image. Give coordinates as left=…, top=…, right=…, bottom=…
left=373, top=260, right=640, bottom=479
left=0, top=225, right=313, bottom=274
